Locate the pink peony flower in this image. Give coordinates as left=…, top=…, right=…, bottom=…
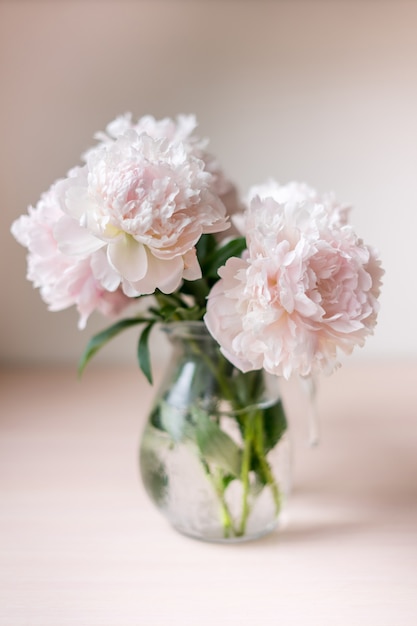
left=55, top=129, right=229, bottom=296
left=11, top=114, right=234, bottom=329
left=205, top=181, right=383, bottom=379
left=84, top=113, right=241, bottom=216
left=11, top=183, right=131, bottom=329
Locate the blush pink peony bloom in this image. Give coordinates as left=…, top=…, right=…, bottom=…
left=55, top=129, right=229, bottom=297
left=11, top=183, right=131, bottom=329
left=205, top=181, right=383, bottom=379
left=84, top=113, right=241, bottom=217
left=11, top=114, right=234, bottom=329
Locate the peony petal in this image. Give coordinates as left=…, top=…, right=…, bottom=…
left=128, top=251, right=184, bottom=295
left=182, top=248, right=202, bottom=281
left=90, top=249, right=121, bottom=291
left=107, top=235, right=148, bottom=282
left=54, top=216, right=104, bottom=257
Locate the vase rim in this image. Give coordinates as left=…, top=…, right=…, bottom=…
left=161, top=320, right=212, bottom=340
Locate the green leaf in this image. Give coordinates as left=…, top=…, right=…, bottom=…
left=147, top=306, right=165, bottom=319
left=180, top=277, right=210, bottom=307
left=263, top=400, right=288, bottom=453
left=174, top=305, right=205, bottom=321
left=137, top=322, right=155, bottom=384
left=196, top=233, right=217, bottom=268
left=153, top=291, right=203, bottom=323
left=78, top=317, right=153, bottom=376
left=158, top=305, right=178, bottom=321
left=191, top=406, right=242, bottom=477
left=205, top=237, right=246, bottom=278
left=154, top=291, right=184, bottom=310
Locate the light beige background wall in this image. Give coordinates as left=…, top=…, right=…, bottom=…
left=1, top=0, right=415, bottom=367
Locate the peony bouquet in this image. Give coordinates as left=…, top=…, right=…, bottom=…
left=11, top=114, right=383, bottom=540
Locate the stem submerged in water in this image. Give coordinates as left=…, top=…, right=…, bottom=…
left=158, top=323, right=287, bottom=540
left=253, top=411, right=282, bottom=515
left=237, top=410, right=282, bottom=537
left=200, top=458, right=236, bottom=538
left=238, top=412, right=255, bottom=536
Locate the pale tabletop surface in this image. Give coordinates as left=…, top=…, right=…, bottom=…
left=1, top=361, right=416, bottom=626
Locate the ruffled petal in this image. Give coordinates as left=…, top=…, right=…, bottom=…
left=54, top=216, right=104, bottom=257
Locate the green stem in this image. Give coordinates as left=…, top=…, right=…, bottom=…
left=253, top=411, right=281, bottom=515
left=200, top=458, right=236, bottom=538
left=238, top=412, right=255, bottom=536
left=176, top=327, right=283, bottom=539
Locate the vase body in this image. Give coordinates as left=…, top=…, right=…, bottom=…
left=139, top=322, right=291, bottom=542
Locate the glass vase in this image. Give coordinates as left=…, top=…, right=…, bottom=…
left=139, top=321, right=291, bottom=543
